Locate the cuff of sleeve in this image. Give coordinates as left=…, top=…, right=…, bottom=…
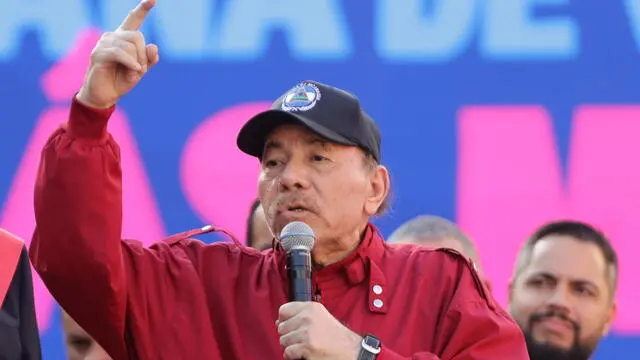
left=377, top=347, right=406, bottom=360
left=67, top=93, right=116, bottom=140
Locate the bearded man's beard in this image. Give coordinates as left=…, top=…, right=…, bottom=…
left=524, top=331, right=594, bottom=360
left=524, top=310, right=599, bottom=360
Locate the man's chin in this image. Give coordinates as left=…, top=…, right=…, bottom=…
left=524, top=332, right=592, bottom=360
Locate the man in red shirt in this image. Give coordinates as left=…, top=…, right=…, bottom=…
left=29, top=1, right=529, bottom=359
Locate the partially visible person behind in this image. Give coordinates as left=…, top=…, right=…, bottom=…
left=245, top=198, right=273, bottom=251
left=387, top=215, right=492, bottom=292
left=509, top=220, right=618, bottom=360
left=0, top=228, right=42, bottom=360
left=62, top=310, right=112, bottom=360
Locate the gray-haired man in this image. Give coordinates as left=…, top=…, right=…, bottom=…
left=388, top=215, right=492, bottom=292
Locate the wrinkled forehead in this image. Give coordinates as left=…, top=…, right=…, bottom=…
left=524, top=236, right=609, bottom=286
left=263, top=124, right=360, bottom=159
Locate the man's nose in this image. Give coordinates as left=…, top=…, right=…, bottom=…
left=546, top=286, right=572, bottom=313
left=278, top=160, right=310, bottom=191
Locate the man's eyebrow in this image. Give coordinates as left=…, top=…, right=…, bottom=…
left=569, top=278, right=600, bottom=291
left=305, top=136, right=332, bottom=149
left=528, top=271, right=600, bottom=289
left=264, top=139, right=281, bottom=151
left=527, top=271, right=557, bottom=281
left=262, top=140, right=282, bottom=158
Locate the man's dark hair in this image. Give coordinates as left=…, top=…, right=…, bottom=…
left=514, top=220, right=618, bottom=296
left=245, top=198, right=262, bottom=248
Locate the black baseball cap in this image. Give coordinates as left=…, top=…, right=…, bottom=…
left=236, top=80, right=381, bottom=162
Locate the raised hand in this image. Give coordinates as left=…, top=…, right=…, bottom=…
left=77, top=0, right=160, bottom=109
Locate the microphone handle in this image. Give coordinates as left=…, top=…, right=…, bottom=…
left=286, top=248, right=313, bottom=302
left=286, top=249, right=313, bottom=360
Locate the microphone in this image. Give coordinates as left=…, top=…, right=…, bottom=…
left=280, top=221, right=315, bottom=302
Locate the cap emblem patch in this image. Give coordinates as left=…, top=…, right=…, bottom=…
left=281, top=82, right=321, bottom=112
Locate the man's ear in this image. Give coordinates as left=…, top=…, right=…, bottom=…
left=601, top=301, right=617, bottom=336
left=364, top=165, right=390, bottom=216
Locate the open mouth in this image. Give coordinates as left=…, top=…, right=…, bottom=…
left=286, top=205, right=308, bottom=212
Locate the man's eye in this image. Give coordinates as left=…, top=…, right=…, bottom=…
left=312, top=155, right=327, bottom=162
left=574, top=285, right=595, bottom=297
left=529, top=278, right=552, bottom=287
left=69, top=337, right=91, bottom=351
left=264, top=159, right=281, bottom=168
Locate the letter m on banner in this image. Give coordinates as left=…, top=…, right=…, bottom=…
left=457, top=105, right=640, bottom=334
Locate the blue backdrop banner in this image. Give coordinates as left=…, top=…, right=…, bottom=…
left=1, top=1, right=639, bottom=358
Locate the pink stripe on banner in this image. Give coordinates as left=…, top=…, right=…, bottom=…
left=40, top=28, right=102, bottom=102
left=108, top=109, right=167, bottom=243
left=568, top=105, right=640, bottom=333
left=457, top=105, right=565, bottom=308
left=457, top=105, right=640, bottom=334
left=180, top=103, right=268, bottom=244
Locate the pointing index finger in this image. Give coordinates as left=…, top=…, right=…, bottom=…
left=118, top=0, right=156, bottom=31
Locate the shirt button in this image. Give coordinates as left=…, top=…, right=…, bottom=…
left=373, top=299, right=384, bottom=308
left=372, top=285, right=383, bottom=295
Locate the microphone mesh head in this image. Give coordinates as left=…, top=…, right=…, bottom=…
left=280, top=221, right=315, bottom=252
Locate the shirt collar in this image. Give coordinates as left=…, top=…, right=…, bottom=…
left=275, top=223, right=388, bottom=313
left=312, top=223, right=385, bottom=280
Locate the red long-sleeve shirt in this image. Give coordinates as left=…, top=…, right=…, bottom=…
left=29, top=97, right=530, bottom=360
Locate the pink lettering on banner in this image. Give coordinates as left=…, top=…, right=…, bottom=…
left=180, top=103, right=268, bottom=244
left=0, top=28, right=166, bottom=332
left=457, top=105, right=640, bottom=334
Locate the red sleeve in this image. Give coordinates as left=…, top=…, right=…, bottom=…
left=378, top=249, right=529, bottom=360
left=28, top=96, right=191, bottom=360
left=28, top=96, right=130, bottom=359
